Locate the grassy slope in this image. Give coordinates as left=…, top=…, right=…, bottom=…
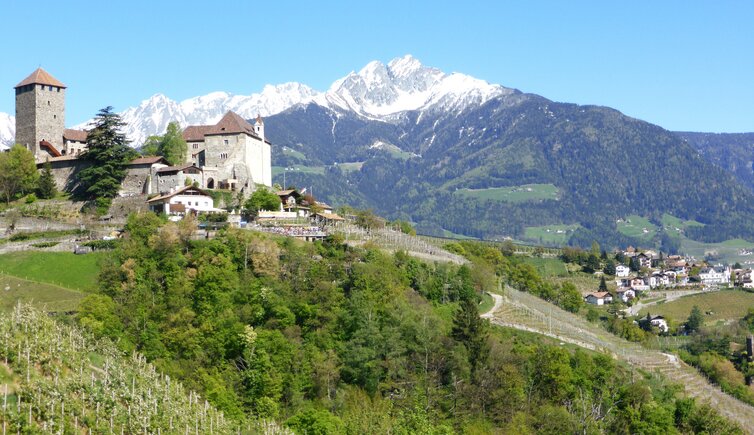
left=455, top=184, right=559, bottom=202
left=0, top=251, right=103, bottom=292
left=523, top=224, right=581, bottom=245
left=639, top=290, right=754, bottom=325
left=0, top=274, right=85, bottom=313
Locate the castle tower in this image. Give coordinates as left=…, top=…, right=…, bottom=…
left=254, top=114, right=265, bottom=142
left=14, top=68, right=66, bottom=159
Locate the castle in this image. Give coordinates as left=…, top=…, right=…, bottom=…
left=13, top=68, right=272, bottom=197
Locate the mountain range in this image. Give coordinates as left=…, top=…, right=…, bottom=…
left=1, top=55, right=753, bottom=247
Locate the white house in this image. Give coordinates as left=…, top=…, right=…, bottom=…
left=648, top=315, right=668, bottom=333
left=585, top=292, right=613, bottom=306
left=615, top=264, right=630, bottom=277
left=616, top=288, right=635, bottom=303
left=699, top=266, right=731, bottom=285
left=630, top=277, right=650, bottom=292
left=146, top=185, right=219, bottom=215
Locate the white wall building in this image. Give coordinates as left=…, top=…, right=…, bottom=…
left=146, top=185, right=218, bottom=215
left=615, top=264, right=630, bottom=277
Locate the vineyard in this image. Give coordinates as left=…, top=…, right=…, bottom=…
left=486, top=286, right=754, bottom=433
left=0, top=303, right=290, bottom=434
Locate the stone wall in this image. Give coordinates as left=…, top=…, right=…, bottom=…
left=47, top=158, right=91, bottom=194
left=121, top=165, right=151, bottom=196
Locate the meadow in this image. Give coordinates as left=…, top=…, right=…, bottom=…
left=638, top=290, right=754, bottom=325
left=455, top=183, right=559, bottom=202
left=0, top=274, right=85, bottom=313
left=523, top=224, right=580, bottom=245
left=0, top=251, right=104, bottom=292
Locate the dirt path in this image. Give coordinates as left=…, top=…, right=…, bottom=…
left=482, top=287, right=754, bottom=433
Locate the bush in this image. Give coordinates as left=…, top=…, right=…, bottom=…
left=24, top=193, right=37, bottom=204
left=30, top=241, right=59, bottom=248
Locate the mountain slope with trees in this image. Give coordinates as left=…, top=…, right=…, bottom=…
left=265, top=96, right=754, bottom=246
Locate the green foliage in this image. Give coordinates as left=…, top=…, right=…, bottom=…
left=78, top=107, right=137, bottom=203
left=686, top=305, right=704, bottom=333
left=244, top=186, right=281, bottom=214
left=24, top=193, right=37, bottom=204
left=141, top=121, right=187, bottom=165
left=73, top=215, right=740, bottom=432
left=0, top=144, right=39, bottom=203
left=36, top=160, right=57, bottom=199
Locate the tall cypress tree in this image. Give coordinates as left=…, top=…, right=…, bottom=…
left=37, top=160, right=57, bottom=199
left=77, top=107, right=136, bottom=212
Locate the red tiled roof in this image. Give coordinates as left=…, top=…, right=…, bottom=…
left=39, top=140, right=62, bottom=157
left=15, top=68, right=66, bottom=89
left=206, top=111, right=259, bottom=138
left=182, top=125, right=213, bottom=142
left=129, top=156, right=169, bottom=165
left=181, top=111, right=262, bottom=142
left=63, top=129, right=87, bottom=142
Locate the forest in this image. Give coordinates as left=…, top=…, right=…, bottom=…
left=64, top=214, right=741, bottom=433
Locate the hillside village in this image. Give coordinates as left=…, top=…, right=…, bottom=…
left=581, top=246, right=754, bottom=306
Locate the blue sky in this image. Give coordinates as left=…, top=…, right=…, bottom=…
left=1, top=1, right=752, bottom=132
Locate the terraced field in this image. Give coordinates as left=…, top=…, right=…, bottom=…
left=484, top=286, right=754, bottom=432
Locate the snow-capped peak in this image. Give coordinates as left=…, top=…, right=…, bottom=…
left=57, top=55, right=513, bottom=146
left=0, top=112, right=14, bottom=149
left=324, top=54, right=511, bottom=117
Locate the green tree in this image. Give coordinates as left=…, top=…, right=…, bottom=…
left=598, top=276, right=608, bottom=292
left=0, top=144, right=39, bottom=203
left=36, top=160, right=57, bottom=199
left=557, top=281, right=583, bottom=313
left=244, top=187, right=281, bottom=214
left=686, top=305, right=704, bottom=333
left=452, top=297, right=489, bottom=381
left=78, top=107, right=136, bottom=211
left=152, top=121, right=187, bottom=165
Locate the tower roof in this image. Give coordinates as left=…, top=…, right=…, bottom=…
left=15, top=68, right=66, bottom=89
left=207, top=111, right=258, bottom=137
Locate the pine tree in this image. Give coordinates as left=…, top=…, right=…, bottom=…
left=452, top=297, right=489, bottom=382
left=599, top=276, right=608, bottom=292
left=77, top=107, right=136, bottom=212
left=36, top=161, right=57, bottom=199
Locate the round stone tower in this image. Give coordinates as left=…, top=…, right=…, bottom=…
left=14, top=68, right=66, bottom=158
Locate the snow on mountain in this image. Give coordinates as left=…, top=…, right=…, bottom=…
left=323, top=55, right=512, bottom=117
left=79, top=55, right=511, bottom=146
left=0, top=113, right=14, bottom=150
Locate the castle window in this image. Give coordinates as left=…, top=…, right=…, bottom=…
left=53, top=115, right=56, bottom=119
left=223, top=139, right=229, bottom=145
left=48, top=101, right=51, bottom=105
left=220, top=152, right=228, bottom=159
left=56, top=88, right=60, bottom=92
left=193, top=143, right=198, bottom=149
left=49, top=86, right=53, bottom=91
